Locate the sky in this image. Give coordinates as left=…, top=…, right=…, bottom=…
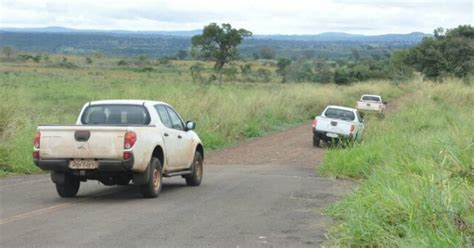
left=0, top=0, right=472, bottom=35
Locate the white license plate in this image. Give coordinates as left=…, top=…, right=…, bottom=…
left=326, top=133, right=339, bottom=138
left=69, top=160, right=98, bottom=169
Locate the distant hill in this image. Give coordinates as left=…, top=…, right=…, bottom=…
left=0, top=27, right=430, bottom=59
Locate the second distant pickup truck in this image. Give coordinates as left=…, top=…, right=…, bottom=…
left=33, top=100, right=204, bottom=198
left=356, top=94, right=387, bottom=115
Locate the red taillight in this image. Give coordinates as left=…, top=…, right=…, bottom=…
left=124, top=131, right=137, bottom=149
left=123, top=151, right=132, bottom=160
left=33, top=151, right=40, bottom=160
left=350, top=124, right=356, bottom=133
left=312, top=119, right=317, bottom=128
left=33, top=131, right=41, bottom=148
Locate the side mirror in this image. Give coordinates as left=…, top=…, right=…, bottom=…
left=383, top=101, right=388, bottom=105
left=185, top=121, right=196, bottom=131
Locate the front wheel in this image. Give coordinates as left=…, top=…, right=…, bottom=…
left=139, top=157, right=163, bottom=198
left=185, top=151, right=203, bottom=186
left=55, top=173, right=80, bottom=198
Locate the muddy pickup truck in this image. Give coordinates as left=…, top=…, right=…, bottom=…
left=356, top=94, right=387, bottom=115
left=33, top=100, right=204, bottom=198
left=312, top=105, right=365, bottom=147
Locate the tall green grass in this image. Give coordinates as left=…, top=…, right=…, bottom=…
left=320, top=80, right=473, bottom=246
left=0, top=59, right=407, bottom=175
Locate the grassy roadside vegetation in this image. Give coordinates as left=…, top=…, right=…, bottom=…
left=320, top=79, right=473, bottom=246
left=0, top=56, right=408, bottom=176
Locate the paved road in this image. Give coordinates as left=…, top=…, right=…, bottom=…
left=0, top=123, right=354, bottom=247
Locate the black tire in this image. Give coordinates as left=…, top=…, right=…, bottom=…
left=185, top=152, right=203, bottom=186
left=55, top=173, right=80, bottom=198
left=313, top=134, right=321, bottom=147
left=139, top=157, right=163, bottom=198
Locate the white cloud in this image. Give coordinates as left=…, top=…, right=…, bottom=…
left=0, top=0, right=472, bottom=34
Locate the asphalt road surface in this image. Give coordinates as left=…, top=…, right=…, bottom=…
left=0, top=123, right=355, bottom=247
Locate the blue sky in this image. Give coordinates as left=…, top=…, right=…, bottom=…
left=0, top=0, right=472, bottom=34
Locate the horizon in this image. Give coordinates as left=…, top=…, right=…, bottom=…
left=0, top=25, right=434, bottom=36
left=1, top=0, right=472, bottom=35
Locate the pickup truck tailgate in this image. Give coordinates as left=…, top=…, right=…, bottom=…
left=38, top=126, right=128, bottom=159
left=315, top=117, right=353, bottom=136
left=357, top=101, right=381, bottom=111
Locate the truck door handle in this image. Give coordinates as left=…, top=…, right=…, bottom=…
left=177, top=135, right=182, bottom=139
left=164, top=133, right=169, bottom=137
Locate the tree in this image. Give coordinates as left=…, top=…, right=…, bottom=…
left=302, top=49, right=316, bottom=60
left=406, top=25, right=474, bottom=80
left=334, top=68, right=351, bottom=85
left=176, top=50, right=188, bottom=60
left=260, top=46, right=276, bottom=59
left=351, top=49, right=360, bottom=61
left=276, top=58, right=292, bottom=82
left=191, top=23, right=252, bottom=83
left=1, top=46, right=15, bottom=59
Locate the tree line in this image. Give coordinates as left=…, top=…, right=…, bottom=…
left=189, top=24, right=472, bottom=84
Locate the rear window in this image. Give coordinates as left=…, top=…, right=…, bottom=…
left=81, top=105, right=151, bottom=125
left=324, top=108, right=355, bottom=121
left=362, top=96, right=381, bottom=102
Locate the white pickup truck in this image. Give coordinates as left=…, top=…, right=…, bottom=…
left=356, top=94, right=387, bottom=115
left=312, top=105, right=365, bottom=147
left=33, top=100, right=204, bottom=198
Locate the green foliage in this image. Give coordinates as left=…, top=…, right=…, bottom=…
left=135, top=67, right=154, bottom=73
left=388, top=50, right=414, bottom=82
left=223, top=66, right=239, bottom=81
left=406, top=25, right=474, bottom=81
left=117, top=60, right=127, bottom=66
left=320, top=81, right=474, bottom=246
left=255, top=68, right=272, bottom=82
left=176, top=50, right=188, bottom=60
left=260, top=46, right=276, bottom=59
left=189, top=62, right=205, bottom=84
left=191, top=23, right=252, bottom=81
left=334, top=68, right=351, bottom=85
left=276, top=58, right=292, bottom=81
left=240, top=63, right=252, bottom=74
left=85, top=57, right=93, bottom=64
left=1, top=46, right=15, bottom=59
left=158, top=57, right=171, bottom=65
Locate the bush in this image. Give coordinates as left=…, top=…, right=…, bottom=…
left=334, top=68, right=351, bottom=85
left=190, top=63, right=205, bottom=84
left=223, top=66, right=239, bottom=81
left=117, top=60, right=128, bottom=66
left=255, top=68, right=272, bottom=82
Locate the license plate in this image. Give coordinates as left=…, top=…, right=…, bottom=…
left=69, top=160, right=98, bottom=169
left=326, top=133, right=338, bottom=138
left=366, top=103, right=371, bottom=107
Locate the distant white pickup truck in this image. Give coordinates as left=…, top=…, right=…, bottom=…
left=33, top=100, right=204, bottom=198
left=312, top=105, right=365, bottom=147
left=356, top=94, right=387, bottom=115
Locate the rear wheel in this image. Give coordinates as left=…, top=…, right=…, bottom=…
left=313, top=134, right=321, bottom=147
left=185, top=152, right=203, bottom=186
left=55, top=173, right=80, bottom=198
left=139, top=158, right=162, bottom=198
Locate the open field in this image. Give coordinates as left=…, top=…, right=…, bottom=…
left=320, top=80, right=474, bottom=246
left=0, top=57, right=408, bottom=175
